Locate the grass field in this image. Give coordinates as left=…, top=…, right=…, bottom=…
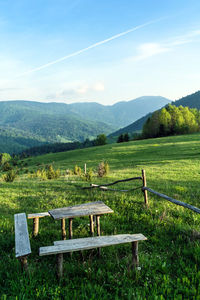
left=1, top=133, right=200, bottom=299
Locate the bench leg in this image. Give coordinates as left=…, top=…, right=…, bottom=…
left=89, top=215, right=94, bottom=237
left=69, top=218, right=73, bottom=239
left=132, top=241, right=139, bottom=268
left=33, top=217, right=39, bottom=237
left=19, top=255, right=28, bottom=272
left=57, top=253, right=63, bottom=279
left=61, top=219, right=66, bottom=240
left=96, top=215, right=101, bottom=256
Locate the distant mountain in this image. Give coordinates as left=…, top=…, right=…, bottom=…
left=68, top=96, right=170, bottom=128
left=0, top=101, right=114, bottom=153
left=109, top=90, right=200, bottom=139
left=0, top=96, right=170, bottom=153
left=109, top=113, right=152, bottom=138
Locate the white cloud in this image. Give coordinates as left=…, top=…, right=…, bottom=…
left=93, top=82, right=105, bottom=91
left=129, top=29, right=200, bottom=62
left=46, top=81, right=105, bottom=101
left=133, top=43, right=170, bottom=61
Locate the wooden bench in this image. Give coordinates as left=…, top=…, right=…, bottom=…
left=14, top=213, right=31, bottom=271
left=28, top=212, right=50, bottom=237
left=39, top=233, right=147, bottom=278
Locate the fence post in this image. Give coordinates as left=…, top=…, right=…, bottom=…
left=84, top=163, right=87, bottom=175
left=142, top=169, right=148, bottom=206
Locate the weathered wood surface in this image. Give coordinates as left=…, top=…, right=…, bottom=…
left=14, top=213, right=31, bottom=258
left=28, top=212, right=50, bottom=219
left=88, top=185, right=142, bottom=192
left=39, top=234, right=147, bottom=256
left=142, top=170, right=148, bottom=206
left=48, top=201, right=113, bottom=220
left=33, top=217, right=39, bottom=237
left=144, top=187, right=200, bottom=214
left=82, top=177, right=143, bottom=190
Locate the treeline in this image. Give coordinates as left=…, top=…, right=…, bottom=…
left=20, top=134, right=107, bottom=157
left=142, top=104, right=200, bottom=138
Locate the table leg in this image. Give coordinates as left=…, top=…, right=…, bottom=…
left=96, top=215, right=100, bottom=236
left=69, top=218, right=73, bottom=239
left=89, top=215, right=94, bottom=236
left=57, top=253, right=63, bottom=279
left=96, top=215, right=101, bottom=256
left=132, top=241, right=139, bottom=268
left=33, top=217, right=39, bottom=237
left=61, top=218, right=66, bottom=240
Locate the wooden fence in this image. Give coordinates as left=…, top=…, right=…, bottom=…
left=83, top=169, right=200, bottom=215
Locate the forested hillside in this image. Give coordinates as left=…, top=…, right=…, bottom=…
left=142, top=104, right=200, bottom=138
left=0, top=97, right=170, bottom=154
left=0, top=101, right=114, bottom=153
left=110, top=90, right=200, bottom=139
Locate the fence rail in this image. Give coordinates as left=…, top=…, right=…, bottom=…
left=82, top=169, right=200, bottom=215
left=143, top=187, right=200, bottom=214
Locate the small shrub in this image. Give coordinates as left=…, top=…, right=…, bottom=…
left=82, top=168, right=94, bottom=181
left=66, top=169, right=73, bottom=176
left=2, top=170, right=17, bottom=182
left=32, top=165, right=60, bottom=180
left=74, top=165, right=82, bottom=176
left=104, top=162, right=109, bottom=175
left=98, top=161, right=109, bottom=177
left=2, top=162, right=12, bottom=172
left=47, top=165, right=60, bottom=179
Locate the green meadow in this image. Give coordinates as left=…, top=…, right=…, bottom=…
left=1, top=133, right=200, bottom=299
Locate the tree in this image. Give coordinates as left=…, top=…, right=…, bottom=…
left=117, top=134, right=124, bottom=143
left=124, top=133, right=130, bottom=142
left=0, top=153, right=11, bottom=166
left=95, top=134, right=107, bottom=146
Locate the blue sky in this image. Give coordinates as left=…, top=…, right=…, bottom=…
left=0, top=0, right=200, bottom=104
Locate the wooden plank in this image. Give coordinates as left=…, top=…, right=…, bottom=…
left=39, top=234, right=147, bottom=256
left=144, top=187, right=200, bottom=214
left=14, top=213, right=31, bottom=258
left=82, top=176, right=143, bottom=189
left=28, top=212, right=50, bottom=219
left=48, top=201, right=113, bottom=220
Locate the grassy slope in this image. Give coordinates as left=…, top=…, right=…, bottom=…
left=1, top=133, right=200, bottom=299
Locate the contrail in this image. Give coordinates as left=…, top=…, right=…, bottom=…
left=19, top=19, right=162, bottom=76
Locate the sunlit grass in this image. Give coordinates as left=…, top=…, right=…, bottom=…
left=1, top=133, right=200, bottom=298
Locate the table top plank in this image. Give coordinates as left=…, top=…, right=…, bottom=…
left=48, top=201, right=114, bottom=220
left=39, top=234, right=147, bottom=256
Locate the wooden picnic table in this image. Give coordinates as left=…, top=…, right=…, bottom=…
left=48, top=201, right=114, bottom=240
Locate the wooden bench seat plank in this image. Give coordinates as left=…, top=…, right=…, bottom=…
left=39, top=234, right=147, bottom=256
left=15, top=213, right=31, bottom=258
left=28, top=212, right=50, bottom=219
left=48, top=201, right=113, bottom=220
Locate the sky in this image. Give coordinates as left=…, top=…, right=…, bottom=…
left=0, top=0, right=200, bottom=105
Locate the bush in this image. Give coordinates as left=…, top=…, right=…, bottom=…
left=74, top=165, right=82, bottom=176
left=46, top=164, right=60, bottom=179
left=0, top=153, right=11, bottom=165
left=82, top=168, right=94, bottom=181
left=33, top=165, right=60, bottom=180
left=2, top=162, right=12, bottom=172
left=2, top=170, right=17, bottom=182
left=98, top=161, right=109, bottom=177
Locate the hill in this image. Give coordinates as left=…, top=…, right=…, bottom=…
left=69, top=96, right=170, bottom=128
left=109, top=113, right=151, bottom=138
left=0, top=101, right=114, bottom=153
left=173, top=90, right=200, bottom=108
left=109, top=90, right=200, bottom=139
left=0, top=97, right=170, bottom=153
left=1, top=133, right=200, bottom=298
